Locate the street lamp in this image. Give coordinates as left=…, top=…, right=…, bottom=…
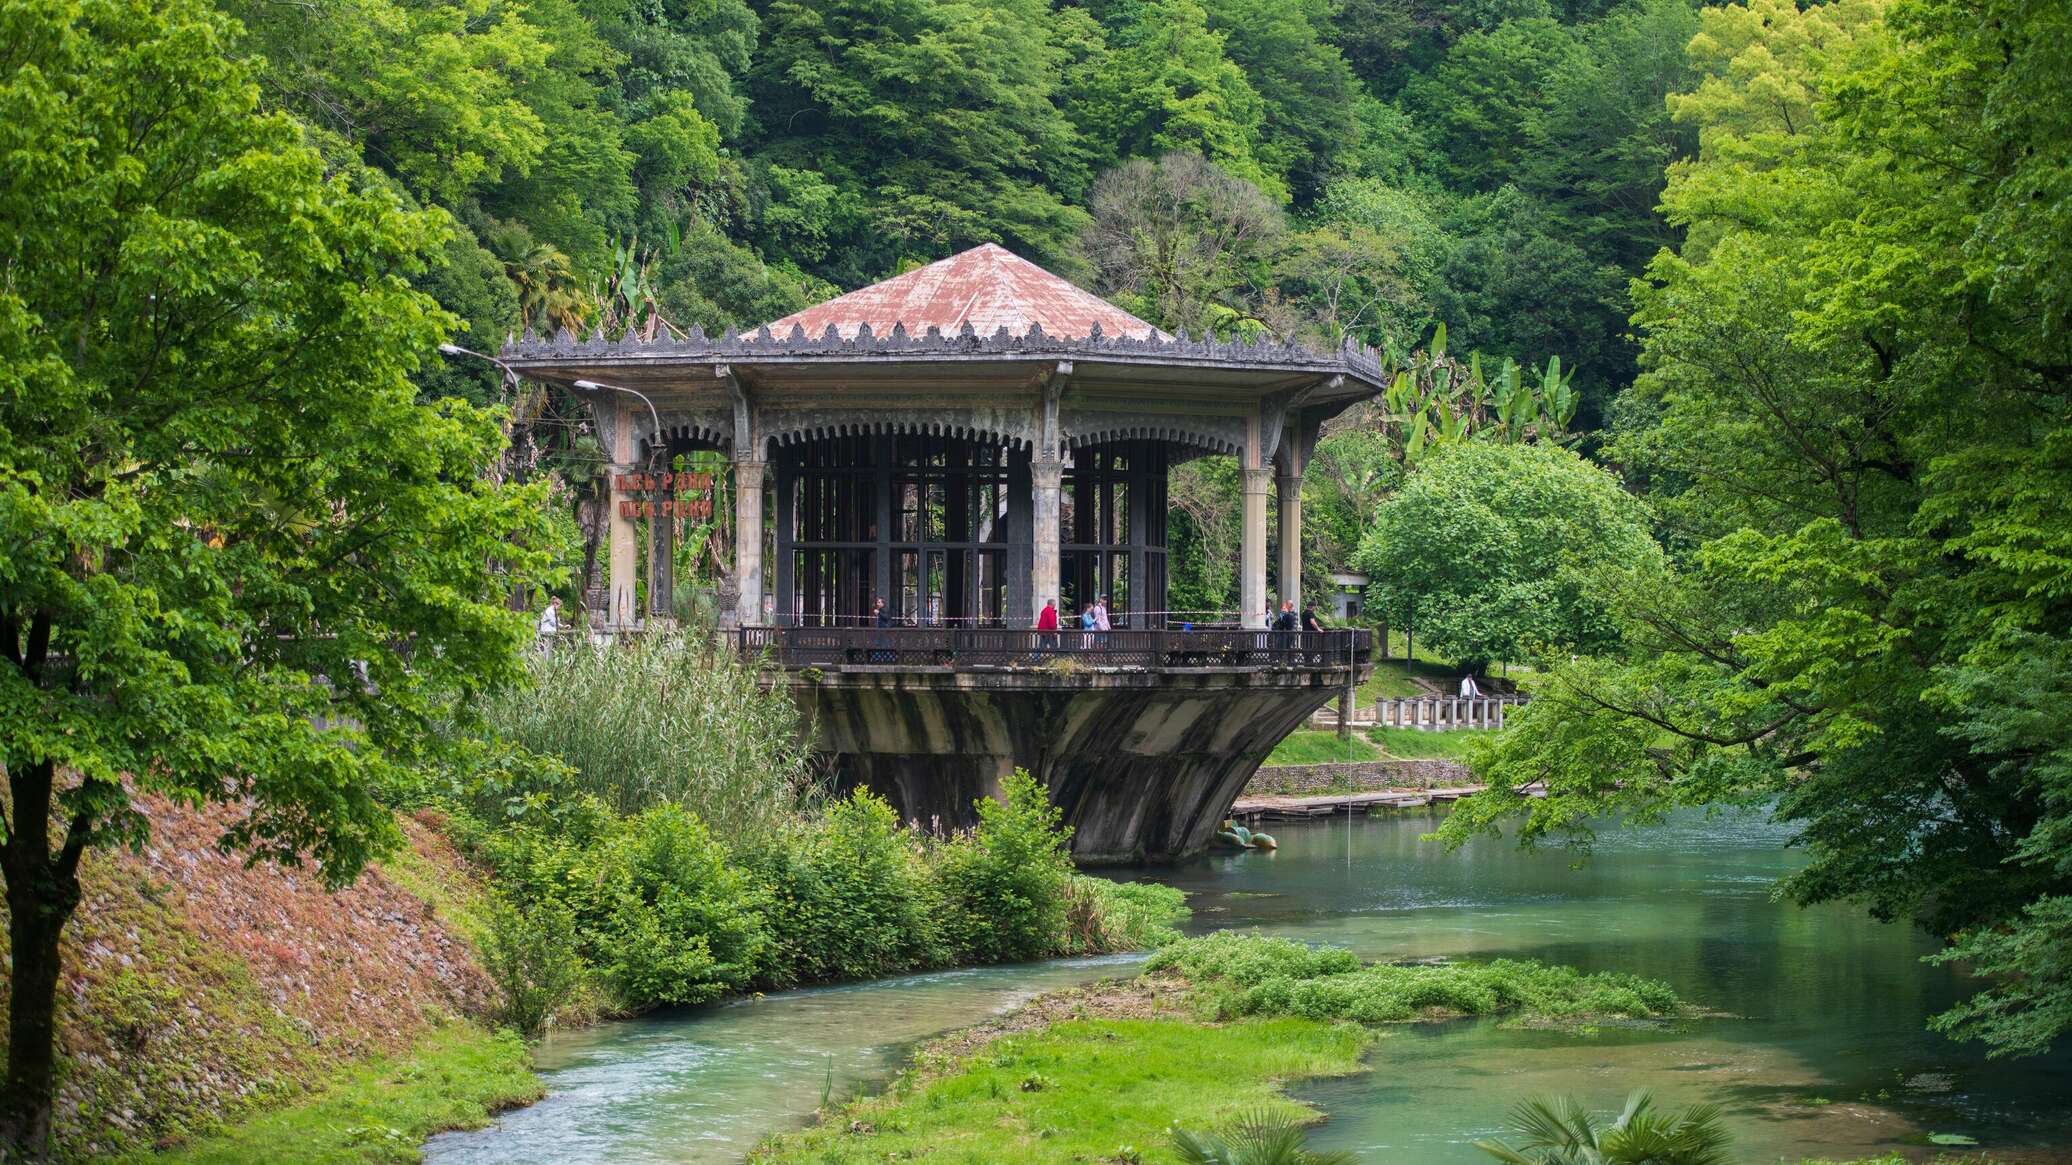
left=572, top=379, right=665, bottom=461
left=437, top=342, right=520, bottom=384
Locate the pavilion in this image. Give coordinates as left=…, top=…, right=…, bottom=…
left=500, top=244, right=1390, bottom=860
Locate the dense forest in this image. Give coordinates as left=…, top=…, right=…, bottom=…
left=205, top=0, right=1703, bottom=611
left=7, top=0, right=2072, bottom=1155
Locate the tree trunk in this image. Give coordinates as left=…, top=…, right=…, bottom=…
left=0, top=758, right=81, bottom=1163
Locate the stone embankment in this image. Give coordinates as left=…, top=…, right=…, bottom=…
left=1229, top=758, right=1530, bottom=822
left=5, top=796, right=493, bottom=1160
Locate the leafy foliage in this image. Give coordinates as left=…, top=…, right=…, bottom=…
left=1473, top=1090, right=1733, bottom=1165
left=1439, top=0, right=2072, bottom=1058
left=1171, top=1107, right=1359, bottom=1165
left=1145, top=934, right=1683, bottom=1024
left=0, top=0, right=546, bottom=1148
left=936, top=771, right=1078, bottom=964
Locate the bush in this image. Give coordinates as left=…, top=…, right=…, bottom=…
left=481, top=899, right=585, bottom=1037
left=477, top=805, right=767, bottom=1010
left=456, top=771, right=1184, bottom=1016
left=747, top=789, right=950, bottom=985
left=1149, top=934, right=1684, bottom=1024
left=935, top=771, right=1076, bottom=963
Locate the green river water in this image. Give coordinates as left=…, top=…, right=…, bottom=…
left=423, top=806, right=2072, bottom=1164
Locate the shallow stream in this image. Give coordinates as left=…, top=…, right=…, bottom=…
left=425, top=807, right=2072, bottom=1164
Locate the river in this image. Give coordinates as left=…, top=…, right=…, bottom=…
left=424, top=806, right=2072, bottom=1164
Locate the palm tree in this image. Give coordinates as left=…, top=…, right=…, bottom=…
left=1170, top=1108, right=1362, bottom=1165
left=1472, top=1091, right=1733, bottom=1165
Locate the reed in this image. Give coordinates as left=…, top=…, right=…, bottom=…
left=480, top=632, right=816, bottom=839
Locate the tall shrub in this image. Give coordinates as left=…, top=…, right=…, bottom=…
left=480, top=804, right=767, bottom=1009
left=748, top=790, right=949, bottom=985
left=936, top=771, right=1076, bottom=963
left=479, top=633, right=813, bottom=838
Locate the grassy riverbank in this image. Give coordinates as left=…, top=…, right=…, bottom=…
left=749, top=978, right=1370, bottom=1165
left=753, top=934, right=1691, bottom=1164
left=125, top=1023, right=539, bottom=1165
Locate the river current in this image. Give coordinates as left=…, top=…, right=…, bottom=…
left=425, top=806, right=2072, bottom=1164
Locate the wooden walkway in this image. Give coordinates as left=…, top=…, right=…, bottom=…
left=1229, top=784, right=1542, bottom=822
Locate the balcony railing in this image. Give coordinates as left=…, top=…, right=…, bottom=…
left=734, top=626, right=1372, bottom=671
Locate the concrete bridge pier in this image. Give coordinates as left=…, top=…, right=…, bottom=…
left=798, top=669, right=1346, bottom=863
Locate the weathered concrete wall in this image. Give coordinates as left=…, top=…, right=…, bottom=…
left=1243, top=758, right=1472, bottom=795
left=790, top=669, right=1346, bottom=863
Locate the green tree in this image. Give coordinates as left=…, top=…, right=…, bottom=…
left=1439, top=0, right=2072, bottom=1058
left=1082, top=151, right=1284, bottom=337
left=1400, top=16, right=1576, bottom=191
left=0, top=0, right=546, bottom=1152
left=1196, top=0, right=1361, bottom=198
left=1070, top=0, right=1282, bottom=201
left=222, top=0, right=552, bottom=203
left=751, top=0, right=1090, bottom=283
left=1351, top=443, right=1659, bottom=669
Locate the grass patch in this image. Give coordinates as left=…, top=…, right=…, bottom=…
left=1366, top=726, right=1495, bottom=761
left=1262, top=729, right=1380, bottom=766
left=1148, top=933, right=1686, bottom=1025
left=134, top=1022, right=542, bottom=1165
left=749, top=1014, right=1368, bottom=1165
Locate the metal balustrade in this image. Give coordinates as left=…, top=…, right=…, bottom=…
left=734, top=626, right=1371, bottom=671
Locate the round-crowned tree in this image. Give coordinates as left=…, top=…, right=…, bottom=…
left=1352, top=442, right=1658, bottom=669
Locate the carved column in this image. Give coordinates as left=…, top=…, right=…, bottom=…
left=1275, top=459, right=1304, bottom=613
left=606, top=401, right=639, bottom=629
left=734, top=456, right=768, bottom=627
left=1031, top=457, right=1063, bottom=621
left=1240, top=467, right=1271, bottom=629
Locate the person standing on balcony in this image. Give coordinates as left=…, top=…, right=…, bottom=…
left=873, top=596, right=893, bottom=628
left=1093, top=593, right=1112, bottom=645
left=1273, top=599, right=1298, bottom=657
left=1036, top=598, right=1060, bottom=652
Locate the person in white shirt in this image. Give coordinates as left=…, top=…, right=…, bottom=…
left=1093, top=594, right=1112, bottom=637
left=1459, top=673, right=1481, bottom=698
left=537, top=597, right=561, bottom=657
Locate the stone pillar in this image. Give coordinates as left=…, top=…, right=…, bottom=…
left=1276, top=465, right=1302, bottom=612
left=1031, top=458, right=1063, bottom=621
left=606, top=402, right=639, bottom=629
left=734, top=457, right=767, bottom=627
left=1240, top=466, right=1271, bottom=629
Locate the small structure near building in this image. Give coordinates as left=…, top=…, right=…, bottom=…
left=1326, top=571, right=1368, bottom=621
left=501, top=245, right=1392, bottom=861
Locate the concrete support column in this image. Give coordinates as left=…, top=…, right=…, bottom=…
left=734, top=457, right=768, bottom=627
left=1275, top=467, right=1302, bottom=612
left=607, top=468, right=638, bottom=628
left=1031, top=458, right=1063, bottom=620
left=605, top=400, right=639, bottom=629
left=1240, top=467, right=1271, bottom=629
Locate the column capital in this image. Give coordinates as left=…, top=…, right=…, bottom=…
left=1241, top=465, right=1274, bottom=492
left=1031, top=459, right=1064, bottom=489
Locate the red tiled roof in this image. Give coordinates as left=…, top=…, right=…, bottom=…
left=762, top=244, right=1164, bottom=342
